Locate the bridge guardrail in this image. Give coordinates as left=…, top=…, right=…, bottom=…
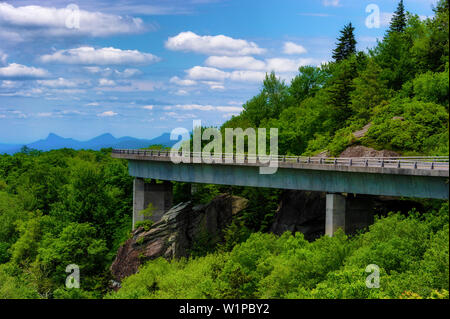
left=112, top=149, right=449, bottom=171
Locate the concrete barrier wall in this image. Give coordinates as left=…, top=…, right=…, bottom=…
left=129, top=160, right=449, bottom=200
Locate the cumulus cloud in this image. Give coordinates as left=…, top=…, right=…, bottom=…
left=205, top=56, right=266, bottom=70
left=0, top=63, right=48, bottom=79
left=229, top=70, right=266, bottom=82
left=201, top=81, right=225, bottom=90
left=283, top=41, right=307, bottom=55
left=185, top=66, right=229, bottom=81
left=183, top=56, right=318, bottom=83
left=142, top=105, right=154, bottom=110
left=40, top=46, right=160, bottom=65
left=169, top=76, right=197, bottom=86
left=165, top=31, right=265, bottom=56
left=0, top=2, right=145, bottom=39
left=37, top=77, right=84, bottom=88
left=265, top=57, right=317, bottom=73
left=84, top=66, right=142, bottom=78
left=98, top=78, right=116, bottom=86
left=97, top=111, right=117, bottom=117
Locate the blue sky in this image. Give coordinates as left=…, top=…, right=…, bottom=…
left=0, top=0, right=438, bottom=143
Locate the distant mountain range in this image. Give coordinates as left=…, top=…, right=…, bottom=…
left=0, top=133, right=181, bottom=154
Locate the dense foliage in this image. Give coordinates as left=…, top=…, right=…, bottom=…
left=0, top=1, right=448, bottom=299
left=0, top=149, right=133, bottom=298
left=222, top=0, right=448, bottom=157
left=107, top=203, right=448, bottom=299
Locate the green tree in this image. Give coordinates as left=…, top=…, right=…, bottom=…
left=332, top=23, right=357, bottom=62
left=389, top=0, right=407, bottom=34
left=289, top=66, right=328, bottom=104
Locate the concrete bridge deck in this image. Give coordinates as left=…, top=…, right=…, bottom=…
left=112, top=149, right=449, bottom=234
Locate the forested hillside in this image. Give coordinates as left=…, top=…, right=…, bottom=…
left=0, top=0, right=448, bottom=299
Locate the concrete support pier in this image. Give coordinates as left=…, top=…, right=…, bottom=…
left=133, top=178, right=173, bottom=229
left=326, top=193, right=346, bottom=236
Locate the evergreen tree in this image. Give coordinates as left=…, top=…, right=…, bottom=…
left=389, top=0, right=407, bottom=33
left=332, top=23, right=357, bottom=62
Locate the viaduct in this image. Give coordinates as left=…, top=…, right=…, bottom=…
left=112, top=150, right=449, bottom=236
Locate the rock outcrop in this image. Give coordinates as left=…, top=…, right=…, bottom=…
left=111, top=194, right=248, bottom=281
left=270, top=191, right=326, bottom=241
left=352, top=123, right=372, bottom=139
left=339, top=145, right=400, bottom=158
left=270, top=191, right=423, bottom=241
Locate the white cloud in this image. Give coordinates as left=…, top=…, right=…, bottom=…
left=266, top=58, right=316, bottom=73
left=37, top=112, right=54, bottom=117
left=215, top=106, right=243, bottom=112
left=83, top=66, right=141, bottom=78
left=85, top=102, right=99, bottom=106
left=98, top=78, right=116, bottom=86
left=0, top=63, right=48, bottom=78
left=205, top=56, right=266, bottom=70
left=96, top=80, right=159, bottom=92
left=120, top=68, right=142, bottom=77
left=97, top=111, right=117, bottom=117
left=165, top=31, right=265, bottom=56
left=165, top=112, right=197, bottom=120
left=166, top=104, right=243, bottom=112
left=142, top=105, right=154, bottom=110
left=0, top=3, right=145, bottom=39
left=1, top=80, right=18, bottom=88
left=37, top=77, right=81, bottom=88
left=175, top=89, right=189, bottom=96
left=40, top=46, right=160, bottom=65
left=169, top=76, right=197, bottom=86
left=175, top=104, right=215, bottom=111
left=323, top=0, right=340, bottom=7
left=184, top=66, right=265, bottom=83
left=283, top=42, right=307, bottom=55
left=186, top=66, right=229, bottom=81
left=222, top=112, right=240, bottom=118
left=229, top=70, right=266, bottom=82
left=201, top=81, right=225, bottom=90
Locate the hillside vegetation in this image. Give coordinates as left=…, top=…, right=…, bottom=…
left=0, top=1, right=448, bottom=299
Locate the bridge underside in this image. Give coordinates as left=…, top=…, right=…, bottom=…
left=128, top=160, right=449, bottom=200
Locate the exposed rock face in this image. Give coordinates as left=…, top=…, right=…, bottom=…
left=352, top=123, right=372, bottom=139
left=111, top=194, right=248, bottom=281
left=339, top=145, right=400, bottom=158
left=270, top=191, right=423, bottom=241
left=270, top=191, right=326, bottom=241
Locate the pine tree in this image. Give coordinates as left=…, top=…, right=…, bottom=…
left=389, top=0, right=407, bottom=33
left=332, top=23, right=357, bottom=62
